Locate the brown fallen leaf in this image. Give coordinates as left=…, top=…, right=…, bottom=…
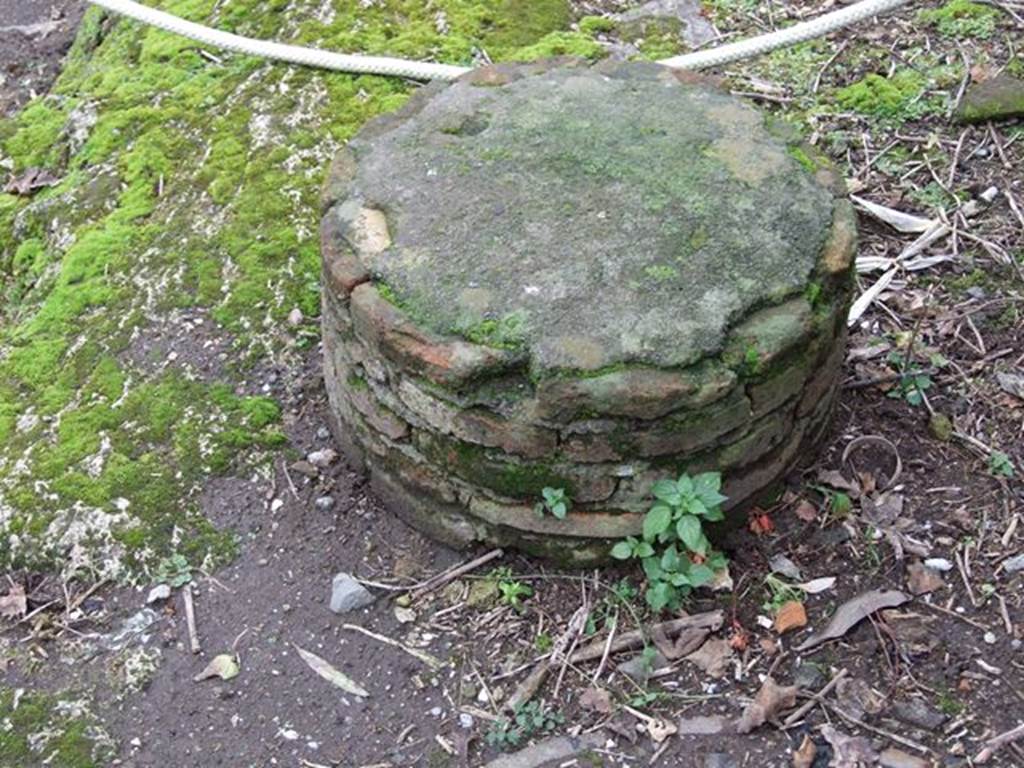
left=906, top=562, right=944, bottom=596
left=4, top=167, right=59, bottom=196
left=651, top=621, right=715, bottom=660
left=774, top=601, right=807, bottom=635
left=793, top=499, right=818, bottom=522
left=836, top=677, right=885, bottom=721
left=735, top=677, right=798, bottom=734
left=793, top=734, right=817, bottom=768
left=794, top=589, right=910, bottom=651
left=685, top=637, right=733, bottom=678
left=579, top=686, right=613, bottom=715
left=821, top=724, right=879, bottom=767
left=0, top=584, right=27, bottom=619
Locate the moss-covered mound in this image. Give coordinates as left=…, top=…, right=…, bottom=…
left=321, top=61, right=856, bottom=563
left=0, top=0, right=585, bottom=583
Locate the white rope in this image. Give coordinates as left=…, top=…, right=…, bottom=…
left=88, top=0, right=914, bottom=80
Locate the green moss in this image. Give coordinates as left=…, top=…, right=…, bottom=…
left=511, top=31, right=606, bottom=61
left=0, top=0, right=578, bottom=581
left=919, top=0, right=1000, bottom=38
left=787, top=145, right=818, bottom=173
left=643, top=264, right=680, bottom=283
left=578, top=15, right=616, bottom=35
left=0, top=688, right=114, bottom=767
left=456, top=312, right=528, bottom=350
left=834, top=71, right=932, bottom=120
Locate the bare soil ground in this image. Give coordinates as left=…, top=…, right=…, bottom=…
left=2, top=1, right=1023, bottom=767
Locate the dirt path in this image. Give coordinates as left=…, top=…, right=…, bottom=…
left=0, top=0, right=85, bottom=117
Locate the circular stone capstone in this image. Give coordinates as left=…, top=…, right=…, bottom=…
left=320, top=60, right=856, bottom=563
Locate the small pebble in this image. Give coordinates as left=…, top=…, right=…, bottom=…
left=984, top=631, right=997, bottom=645
left=459, top=713, right=474, bottom=729
left=315, top=496, right=335, bottom=510
left=430, top=706, right=443, bottom=718
left=316, top=427, right=330, bottom=440
left=307, top=448, right=338, bottom=468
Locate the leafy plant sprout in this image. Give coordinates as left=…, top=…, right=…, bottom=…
left=485, top=701, right=563, bottom=750
left=611, top=472, right=729, bottom=612
left=490, top=567, right=534, bottom=611
left=988, top=450, right=1015, bottom=478
left=535, top=486, right=570, bottom=519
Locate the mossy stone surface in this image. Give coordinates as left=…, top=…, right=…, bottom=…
left=341, top=61, right=836, bottom=376
left=955, top=74, right=1024, bottom=123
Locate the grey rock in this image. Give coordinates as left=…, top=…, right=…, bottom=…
left=880, top=747, right=929, bottom=768
left=315, top=495, right=336, bottom=510
left=316, top=427, right=331, bottom=440
left=344, top=63, right=836, bottom=375
left=146, top=584, right=171, bottom=604
left=704, top=754, right=739, bottom=768
left=888, top=698, right=947, bottom=731
left=618, top=649, right=668, bottom=684
left=677, top=714, right=730, bottom=735
left=329, top=572, right=375, bottom=614
left=307, top=448, right=338, bottom=468
left=482, top=732, right=606, bottom=768
left=955, top=74, right=1024, bottom=124
left=614, top=0, right=719, bottom=48
left=793, top=662, right=825, bottom=690
left=1003, top=553, right=1024, bottom=573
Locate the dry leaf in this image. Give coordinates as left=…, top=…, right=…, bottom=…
left=793, top=734, right=817, bottom=768
left=821, top=724, right=879, bottom=767
left=735, top=677, right=797, bottom=734
left=795, top=589, right=910, bottom=651
left=773, top=601, right=807, bottom=635
left=906, top=562, right=944, bottom=595
left=851, top=195, right=935, bottom=233
left=685, top=637, right=733, bottom=678
left=793, top=500, right=818, bottom=522
left=0, top=584, right=27, bottom=619
left=193, top=653, right=239, bottom=682
left=293, top=644, right=369, bottom=697
left=646, top=718, right=677, bottom=743
left=816, top=469, right=862, bottom=496
left=4, top=167, right=59, bottom=196
left=579, top=686, right=613, bottom=714
left=996, top=371, right=1024, bottom=400
left=799, top=577, right=836, bottom=595
left=651, top=622, right=714, bottom=660
left=836, top=677, right=885, bottom=721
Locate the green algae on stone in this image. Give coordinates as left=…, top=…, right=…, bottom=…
left=955, top=74, right=1024, bottom=124
left=345, top=63, right=835, bottom=375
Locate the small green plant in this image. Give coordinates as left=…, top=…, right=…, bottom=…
left=535, top=487, right=569, bottom=519
left=492, top=567, right=533, bottom=611
left=762, top=574, right=805, bottom=614
left=886, top=352, right=932, bottom=406
left=611, top=472, right=728, bottom=612
left=154, top=553, right=192, bottom=588
left=989, top=451, right=1015, bottom=478
left=485, top=701, right=564, bottom=750
left=535, top=632, right=553, bottom=652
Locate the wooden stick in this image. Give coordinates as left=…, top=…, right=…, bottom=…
left=569, top=610, right=724, bottom=664
left=342, top=623, right=442, bottom=670
left=411, top=548, right=503, bottom=599
left=783, top=668, right=849, bottom=726
left=826, top=702, right=932, bottom=755
left=975, top=722, right=1024, bottom=763
left=183, top=584, right=201, bottom=654
left=506, top=602, right=589, bottom=712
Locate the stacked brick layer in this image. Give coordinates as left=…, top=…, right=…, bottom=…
left=319, top=62, right=856, bottom=563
